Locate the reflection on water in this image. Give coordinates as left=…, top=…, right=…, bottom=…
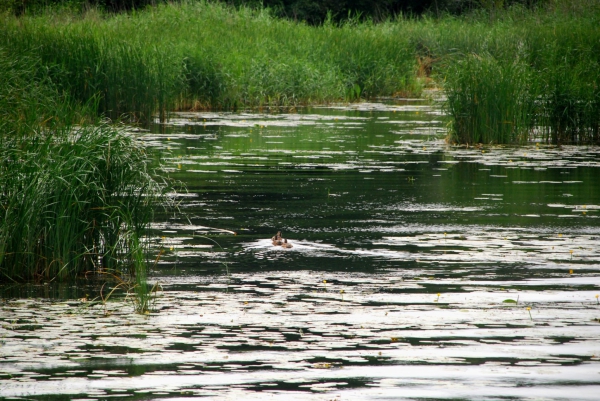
left=2, top=101, right=600, bottom=400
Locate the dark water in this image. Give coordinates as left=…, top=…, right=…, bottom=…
left=2, top=101, right=600, bottom=400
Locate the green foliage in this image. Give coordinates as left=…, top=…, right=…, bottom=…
left=0, top=0, right=598, bottom=146
left=0, top=17, right=184, bottom=124
left=0, top=1, right=421, bottom=114
left=0, top=49, right=163, bottom=289
left=445, top=54, right=535, bottom=144
left=527, top=19, right=600, bottom=144
left=0, top=125, right=160, bottom=282
left=427, top=4, right=600, bottom=144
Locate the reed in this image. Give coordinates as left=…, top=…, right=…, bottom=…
left=0, top=1, right=421, bottom=115
left=0, top=49, right=163, bottom=294
left=0, top=0, right=598, bottom=146
left=0, top=124, right=162, bottom=282
left=529, top=19, right=600, bottom=144
left=428, top=6, right=600, bottom=144
left=444, top=54, right=536, bottom=145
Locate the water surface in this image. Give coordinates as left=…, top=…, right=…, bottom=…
left=2, top=101, right=600, bottom=400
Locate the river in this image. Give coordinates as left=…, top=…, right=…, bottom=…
left=1, top=100, right=599, bottom=400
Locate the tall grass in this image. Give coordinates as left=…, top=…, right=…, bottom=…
left=0, top=1, right=421, bottom=117
left=527, top=17, right=600, bottom=144
left=444, top=54, right=536, bottom=144
left=424, top=6, right=600, bottom=144
left=0, top=1, right=598, bottom=145
left=0, top=49, right=163, bottom=313
left=0, top=15, right=184, bottom=124
left=0, top=126, right=158, bottom=280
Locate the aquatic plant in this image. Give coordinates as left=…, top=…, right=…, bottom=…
left=0, top=124, right=162, bottom=281
left=0, top=1, right=421, bottom=117
left=527, top=16, right=600, bottom=144
left=0, top=15, right=184, bottom=124
left=0, top=1, right=598, bottom=147
left=444, top=54, right=535, bottom=145
left=0, top=48, right=167, bottom=314
left=99, top=270, right=161, bottom=315
left=435, top=6, right=600, bottom=144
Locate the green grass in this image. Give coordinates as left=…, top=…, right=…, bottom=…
left=0, top=119, right=160, bottom=282
left=0, top=1, right=422, bottom=120
left=0, top=48, right=164, bottom=312
left=1, top=1, right=596, bottom=143
left=444, top=54, right=536, bottom=145
left=0, top=14, right=184, bottom=124
left=416, top=6, right=600, bottom=144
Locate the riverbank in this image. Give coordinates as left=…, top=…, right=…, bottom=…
left=1, top=1, right=598, bottom=143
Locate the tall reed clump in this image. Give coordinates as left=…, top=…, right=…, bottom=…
left=0, top=2, right=423, bottom=114
left=538, top=61, right=600, bottom=144
left=0, top=49, right=163, bottom=312
left=431, top=5, right=600, bottom=144
left=0, top=126, right=159, bottom=281
left=0, top=13, right=185, bottom=124
left=444, top=54, right=535, bottom=144
left=528, top=17, right=600, bottom=144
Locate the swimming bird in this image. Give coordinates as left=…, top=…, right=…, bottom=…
left=272, top=231, right=283, bottom=246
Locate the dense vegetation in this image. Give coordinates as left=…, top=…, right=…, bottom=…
left=0, top=1, right=422, bottom=122
left=439, top=10, right=600, bottom=144
left=0, top=0, right=598, bottom=285
left=0, top=46, right=163, bottom=300
left=1, top=0, right=597, bottom=142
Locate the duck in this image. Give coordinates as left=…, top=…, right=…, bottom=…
left=272, top=231, right=283, bottom=246
left=281, top=238, right=293, bottom=248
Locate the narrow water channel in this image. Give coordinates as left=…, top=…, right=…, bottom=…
left=2, top=101, right=600, bottom=400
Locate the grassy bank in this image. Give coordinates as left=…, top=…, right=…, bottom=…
left=0, top=49, right=162, bottom=312
left=417, top=8, right=600, bottom=144
left=0, top=1, right=422, bottom=122
left=1, top=1, right=598, bottom=143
